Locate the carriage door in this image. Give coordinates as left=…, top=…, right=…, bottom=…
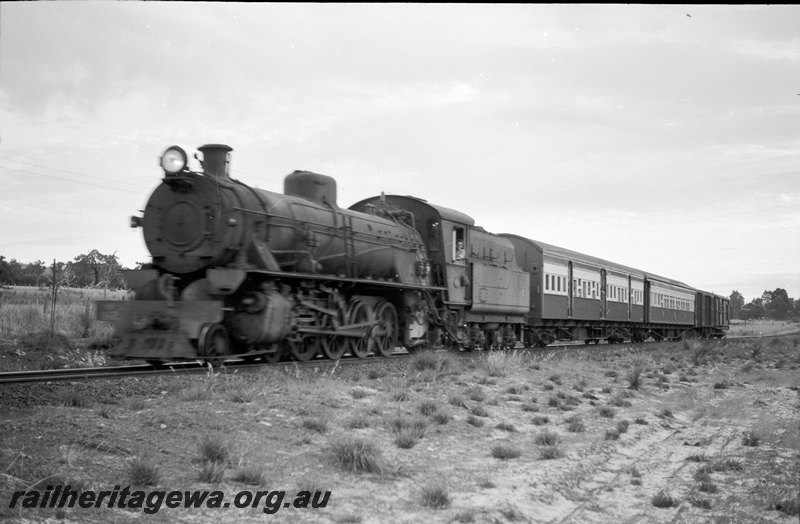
left=567, top=261, right=573, bottom=318
left=627, top=275, right=632, bottom=320
left=600, top=269, right=607, bottom=318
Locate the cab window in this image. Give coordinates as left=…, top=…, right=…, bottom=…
left=453, top=227, right=466, bottom=263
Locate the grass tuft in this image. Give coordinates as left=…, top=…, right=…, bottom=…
left=231, top=464, right=265, bottom=486
left=491, top=444, right=521, bottom=460
left=198, top=435, right=229, bottom=464
left=535, top=429, right=560, bottom=446
left=651, top=490, right=679, bottom=508
left=128, top=457, right=160, bottom=486
left=628, top=356, right=646, bottom=389
left=197, top=461, right=226, bottom=483
left=420, top=484, right=450, bottom=509
left=328, top=437, right=386, bottom=474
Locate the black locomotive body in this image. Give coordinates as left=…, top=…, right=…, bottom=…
left=97, top=144, right=728, bottom=363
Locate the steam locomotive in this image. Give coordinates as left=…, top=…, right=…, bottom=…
left=96, top=144, right=728, bottom=363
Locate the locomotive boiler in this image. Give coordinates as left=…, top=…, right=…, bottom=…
left=97, top=144, right=436, bottom=363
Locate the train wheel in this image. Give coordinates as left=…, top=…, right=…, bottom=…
left=373, top=301, right=398, bottom=357
left=289, top=336, right=319, bottom=362
left=348, top=300, right=375, bottom=358
left=321, top=309, right=348, bottom=360
left=198, top=323, right=232, bottom=358
left=262, top=343, right=282, bottom=364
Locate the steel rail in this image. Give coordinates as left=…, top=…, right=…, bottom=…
left=0, top=351, right=411, bottom=385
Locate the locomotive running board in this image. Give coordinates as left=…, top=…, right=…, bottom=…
left=211, top=267, right=446, bottom=292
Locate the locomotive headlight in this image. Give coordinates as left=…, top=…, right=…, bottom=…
left=160, top=146, right=188, bottom=175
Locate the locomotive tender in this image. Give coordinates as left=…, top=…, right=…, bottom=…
left=97, top=144, right=728, bottom=363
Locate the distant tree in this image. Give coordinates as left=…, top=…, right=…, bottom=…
left=0, top=257, right=22, bottom=285
left=740, top=298, right=765, bottom=321
left=0, top=255, right=10, bottom=284
left=762, top=288, right=793, bottom=321
left=729, top=290, right=745, bottom=320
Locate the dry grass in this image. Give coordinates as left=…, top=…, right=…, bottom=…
left=328, top=437, right=386, bottom=474
left=4, top=334, right=797, bottom=523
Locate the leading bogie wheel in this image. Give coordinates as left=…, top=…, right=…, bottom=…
left=198, top=323, right=232, bottom=358
left=289, top=335, right=319, bottom=362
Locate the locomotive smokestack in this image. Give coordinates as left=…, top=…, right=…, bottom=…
left=197, top=144, right=233, bottom=179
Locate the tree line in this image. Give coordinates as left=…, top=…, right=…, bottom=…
left=729, top=289, right=799, bottom=321
left=0, top=250, right=143, bottom=289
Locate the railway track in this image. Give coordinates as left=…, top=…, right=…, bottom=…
left=0, top=351, right=412, bottom=385
left=1, top=332, right=795, bottom=386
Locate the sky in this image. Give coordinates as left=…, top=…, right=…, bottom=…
left=1, top=3, right=798, bottom=302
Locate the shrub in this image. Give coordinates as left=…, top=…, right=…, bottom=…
left=198, top=461, right=226, bottom=483
left=418, top=399, right=439, bottom=417
left=712, top=457, right=743, bottom=472
left=698, top=480, right=717, bottom=493
left=565, top=416, right=585, bottom=433
left=431, top=411, right=452, bottom=425
left=535, top=430, right=560, bottom=446
left=616, top=420, right=630, bottom=434
left=531, top=415, right=549, bottom=426
left=598, top=406, right=615, bottom=418
left=411, top=351, right=440, bottom=371
left=231, top=464, right=264, bottom=486
left=350, top=387, right=370, bottom=399
left=496, top=422, right=516, bottom=432
left=686, top=454, right=706, bottom=462
left=344, top=413, right=371, bottom=429
left=491, top=444, right=521, bottom=460
left=64, top=388, right=89, bottom=408
left=387, top=415, right=426, bottom=441
left=687, top=339, right=712, bottom=366
left=693, top=466, right=712, bottom=483
left=628, top=357, right=646, bottom=390
left=539, top=445, right=564, bottom=460
left=651, top=490, right=678, bottom=508
left=395, top=431, right=420, bottom=449
left=199, top=435, right=229, bottom=464
left=634, top=417, right=649, bottom=425
left=466, top=415, right=485, bottom=427
left=301, top=418, right=329, bottom=434
left=471, top=405, right=490, bottom=417
left=604, top=429, right=620, bottom=441
left=328, top=437, right=385, bottom=474
left=128, top=457, right=160, bottom=486
left=690, top=497, right=711, bottom=509
left=466, top=385, right=486, bottom=402
left=483, top=351, right=524, bottom=377
left=420, top=484, right=450, bottom=509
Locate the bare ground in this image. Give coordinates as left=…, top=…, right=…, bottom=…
left=1, top=337, right=798, bottom=523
